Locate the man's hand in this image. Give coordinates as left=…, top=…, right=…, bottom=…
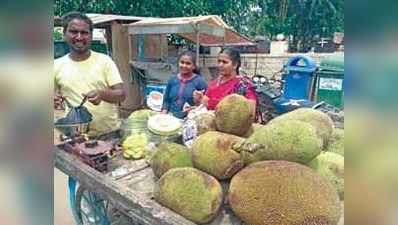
left=83, top=84, right=125, bottom=106
left=84, top=90, right=102, bottom=105
left=54, top=94, right=64, bottom=109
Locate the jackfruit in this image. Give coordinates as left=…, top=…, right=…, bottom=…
left=127, top=108, right=157, bottom=121
left=228, top=160, right=341, bottom=225
left=269, top=108, right=334, bottom=147
left=191, top=112, right=216, bottom=135
left=215, top=94, right=255, bottom=136
left=308, top=151, right=344, bottom=199
left=150, top=141, right=193, bottom=178
left=243, top=123, right=266, bottom=138
left=191, top=131, right=245, bottom=180
left=239, top=120, right=322, bottom=165
left=326, top=128, right=344, bottom=156
left=154, top=168, right=223, bottom=224
left=121, top=109, right=157, bottom=137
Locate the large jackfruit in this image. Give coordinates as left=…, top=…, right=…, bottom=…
left=239, top=120, right=322, bottom=165
left=269, top=108, right=334, bottom=147
left=243, top=123, right=266, bottom=138
left=192, top=131, right=245, bottom=180
left=127, top=108, right=157, bottom=121
left=308, top=151, right=344, bottom=199
left=326, top=128, right=344, bottom=156
left=228, top=160, right=341, bottom=225
left=191, top=112, right=217, bottom=135
left=150, top=142, right=193, bottom=178
left=122, top=109, right=157, bottom=136
left=215, top=94, right=255, bottom=136
left=154, top=168, right=223, bottom=224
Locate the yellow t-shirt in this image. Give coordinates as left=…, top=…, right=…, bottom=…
left=54, top=51, right=123, bottom=136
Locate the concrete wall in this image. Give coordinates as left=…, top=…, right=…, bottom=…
left=199, top=53, right=337, bottom=78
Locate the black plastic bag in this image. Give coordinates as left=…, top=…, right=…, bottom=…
left=54, top=97, right=92, bottom=136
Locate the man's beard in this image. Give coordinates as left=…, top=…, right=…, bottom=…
left=71, top=45, right=90, bottom=54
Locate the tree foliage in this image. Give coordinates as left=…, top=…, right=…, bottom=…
left=53, top=28, right=63, bottom=41
left=54, top=0, right=343, bottom=52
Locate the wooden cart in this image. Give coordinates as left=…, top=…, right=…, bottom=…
left=54, top=130, right=344, bottom=225
left=54, top=130, right=246, bottom=225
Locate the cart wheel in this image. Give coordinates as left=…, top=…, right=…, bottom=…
left=68, top=177, right=141, bottom=225
left=75, top=185, right=112, bottom=225
left=68, top=177, right=82, bottom=224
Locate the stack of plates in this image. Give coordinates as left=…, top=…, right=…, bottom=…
left=147, top=114, right=182, bottom=136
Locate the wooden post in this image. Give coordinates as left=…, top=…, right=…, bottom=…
left=222, top=28, right=226, bottom=48
left=111, top=22, right=142, bottom=115
left=254, top=50, right=258, bottom=76
left=196, top=29, right=200, bottom=67
left=128, top=34, right=132, bottom=63
left=105, top=26, right=113, bottom=56
left=159, top=34, right=163, bottom=62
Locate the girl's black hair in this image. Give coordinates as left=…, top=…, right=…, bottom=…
left=61, top=11, right=94, bottom=34
left=178, top=50, right=200, bottom=74
left=220, top=47, right=241, bottom=74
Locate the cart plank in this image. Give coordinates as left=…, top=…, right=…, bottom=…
left=54, top=147, right=196, bottom=225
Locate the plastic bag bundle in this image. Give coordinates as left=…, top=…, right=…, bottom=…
left=54, top=97, right=92, bottom=137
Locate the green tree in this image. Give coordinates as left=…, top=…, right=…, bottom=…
left=247, top=0, right=344, bottom=52
left=54, top=0, right=344, bottom=52
left=53, top=28, right=63, bottom=41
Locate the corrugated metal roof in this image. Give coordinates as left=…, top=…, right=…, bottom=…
left=128, top=15, right=255, bottom=47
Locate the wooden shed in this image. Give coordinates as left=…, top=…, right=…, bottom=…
left=126, top=15, right=255, bottom=109
left=127, top=15, right=254, bottom=64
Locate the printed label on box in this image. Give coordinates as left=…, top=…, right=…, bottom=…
left=319, top=78, right=343, bottom=91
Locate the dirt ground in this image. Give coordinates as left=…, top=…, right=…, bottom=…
left=54, top=168, right=75, bottom=225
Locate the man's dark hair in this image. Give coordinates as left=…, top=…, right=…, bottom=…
left=61, top=11, right=93, bottom=33
left=220, top=47, right=241, bottom=74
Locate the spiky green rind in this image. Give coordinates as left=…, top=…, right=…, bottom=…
left=325, top=128, right=344, bottom=156
left=243, top=123, right=266, bottom=138
left=150, top=142, right=193, bottom=178
left=241, top=120, right=322, bottom=165
left=215, top=94, right=255, bottom=136
left=228, top=160, right=341, bottom=225
left=269, top=108, right=334, bottom=147
left=154, top=168, right=223, bottom=224
left=192, top=112, right=217, bottom=135
left=127, top=109, right=157, bottom=121
left=308, top=151, right=344, bottom=199
left=192, top=131, right=245, bottom=180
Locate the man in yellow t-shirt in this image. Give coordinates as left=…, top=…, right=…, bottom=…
left=54, top=12, right=126, bottom=136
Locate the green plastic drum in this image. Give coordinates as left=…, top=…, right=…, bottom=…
left=315, top=53, right=344, bottom=108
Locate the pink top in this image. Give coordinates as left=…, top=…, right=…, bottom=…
left=205, top=76, right=257, bottom=110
